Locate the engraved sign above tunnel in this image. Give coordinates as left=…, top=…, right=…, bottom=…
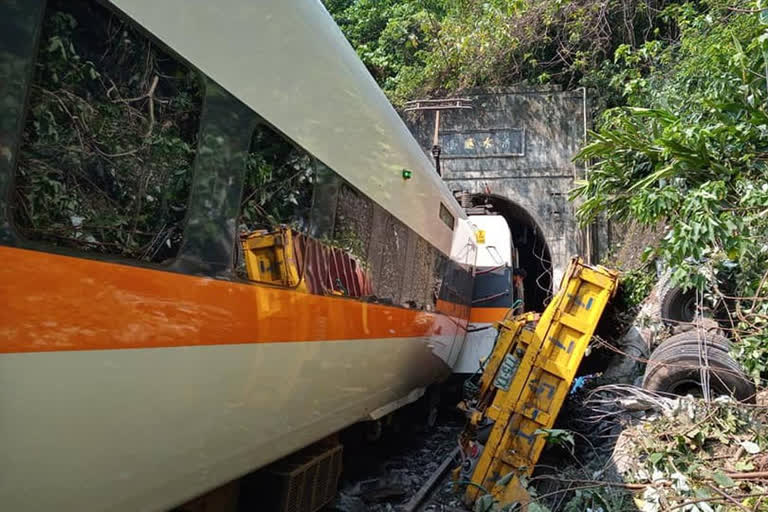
left=439, top=128, right=525, bottom=159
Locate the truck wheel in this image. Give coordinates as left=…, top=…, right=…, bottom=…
left=648, top=331, right=730, bottom=362
left=643, top=331, right=755, bottom=402
left=660, top=285, right=698, bottom=324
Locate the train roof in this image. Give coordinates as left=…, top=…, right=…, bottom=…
left=110, top=0, right=464, bottom=254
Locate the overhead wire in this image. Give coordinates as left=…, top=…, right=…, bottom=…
left=533, top=232, right=554, bottom=305
left=695, top=288, right=712, bottom=402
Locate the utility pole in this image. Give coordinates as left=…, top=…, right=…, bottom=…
left=580, top=86, right=592, bottom=264
left=403, top=98, right=472, bottom=177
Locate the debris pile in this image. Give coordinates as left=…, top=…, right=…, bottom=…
left=528, top=384, right=768, bottom=512
left=610, top=388, right=768, bottom=511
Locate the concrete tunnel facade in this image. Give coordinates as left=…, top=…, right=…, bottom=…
left=402, top=86, right=606, bottom=308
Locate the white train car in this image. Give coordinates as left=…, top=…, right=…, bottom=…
left=0, top=1, right=476, bottom=510
left=454, top=214, right=523, bottom=374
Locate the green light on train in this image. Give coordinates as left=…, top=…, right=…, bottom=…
left=402, top=169, right=412, bottom=180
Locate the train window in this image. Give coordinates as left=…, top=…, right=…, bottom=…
left=13, top=0, right=202, bottom=263
left=170, top=79, right=256, bottom=277
left=239, top=123, right=314, bottom=233
left=235, top=122, right=315, bottom=281
left=439, top=203, right=455, bottom=230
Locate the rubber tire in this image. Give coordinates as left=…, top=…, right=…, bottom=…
left=649, top=331, right=730, bottom=362
left=644, top=331, right=755, bottom=403
left=660, top=285, right=698, bottom=324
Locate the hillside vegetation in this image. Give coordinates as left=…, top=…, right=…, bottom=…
left=324, top=0, right=678, bottom=105
left=325, top=0, right=768, bottom=385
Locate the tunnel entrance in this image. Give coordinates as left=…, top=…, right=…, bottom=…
left=467, top=194, right=553, bottom=311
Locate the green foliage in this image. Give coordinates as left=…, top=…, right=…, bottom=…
left=240, top=125, right=314, bottom=230
left=18, top=0, right=315, bottom=263
left=732, top=320, right=768, bottom=385
left=570, top=1, right=768, bottom=378
left=16, top=1, right=201, bottom=262
left=324, top=0, right=679, bottom=104
left=526, top=503, right=552, bottom=512
left=534, top=427, right=575, bottom=452
left=620, top=266, right=656, bottom=310
left=324, top=0, right=446, bottom=103
left=562, top=487, right=628, bottom=512
left=622, top=396, right=767, bottom=511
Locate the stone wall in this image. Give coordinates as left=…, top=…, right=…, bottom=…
left=402, top=86, right=593, bottom=285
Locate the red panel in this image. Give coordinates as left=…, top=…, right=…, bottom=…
left=292, top=231, right=373, bottom=299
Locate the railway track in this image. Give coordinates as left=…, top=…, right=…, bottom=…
left=327, top=407, right=468, bottom=512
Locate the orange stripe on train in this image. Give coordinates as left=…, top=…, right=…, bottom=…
left=469, top=307, right=510, bottom=324
left=0, top=246, right=465, bottom=353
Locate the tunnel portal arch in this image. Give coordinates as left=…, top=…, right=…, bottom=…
left=466, top=193, right=553, bottom=311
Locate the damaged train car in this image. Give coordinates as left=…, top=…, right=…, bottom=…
left=0, top=1, right=476, bottom=510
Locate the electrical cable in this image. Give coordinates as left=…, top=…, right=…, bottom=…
left=475, top=264, right=506, bottom=275
left=533, top=233, right=554, bottom=305
left=695, top=288, right=713, bottom=402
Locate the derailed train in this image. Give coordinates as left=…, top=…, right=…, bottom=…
left=0, top=0, right=482, bottom=510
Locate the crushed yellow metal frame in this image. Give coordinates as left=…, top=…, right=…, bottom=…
left=459, top=257, right=619, bottom=509
left=241, top=226, right=307, bottom=291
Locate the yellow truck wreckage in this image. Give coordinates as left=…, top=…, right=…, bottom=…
left=455, top=257, right=619, bottom=510
left=241, top=227, right=307, bottom=290
left=238, top=229, right=619, bottom=511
